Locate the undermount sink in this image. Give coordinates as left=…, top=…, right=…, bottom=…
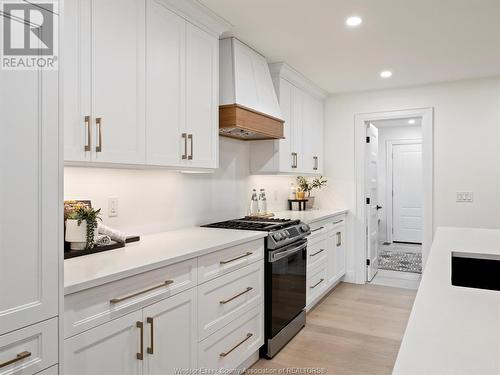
left=452, top=251, right=500, bottom=291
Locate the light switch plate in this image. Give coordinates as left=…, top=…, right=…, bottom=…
left=108, top=197, right=119, bottom=217
left=456, top=191, right=473, bottom=203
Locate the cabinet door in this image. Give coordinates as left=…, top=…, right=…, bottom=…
left=63, top=0, right=91, bottom=162
left=91, top=0, right=146, bottom=164
left=64, top=311, right=143, bottom=375
left=146, top=0, right=185, bottom=167
left=311, top=97, right=324, bottom=174
left=334, top=223, right=347, bottom=279
left=277, top=79, right=294, bottom=173
left=291, top=86, right=305, bottom=171
left=300, top=93, right=315, bottom=174
left=143, top=289, right=197, bottom=375
left=0, top=42, right=59, bottom=334
left=185, top=23, right=218, bottom=168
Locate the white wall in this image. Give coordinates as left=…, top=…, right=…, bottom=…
left=64, top=138, right=296, bottom=235
left=376, top=125, right=422, bottom=242
left=323, top=77, right=500, bottom=282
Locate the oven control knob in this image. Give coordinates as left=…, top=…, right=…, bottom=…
left=273, top=233, right=283, bottom=241
left=300, top=224, right=310, bottom=232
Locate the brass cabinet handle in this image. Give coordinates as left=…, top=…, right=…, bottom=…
left=188, top=134, right=193, bottom=160
left=313, top=156, right=318, bottom=170
left=336, top=232, right=342, bottom=247
left=219, top=333, right=253, bottom=357
left=147, top=317, right=154, bottom=354
left=311, top=226, right=325, bottom=233
left=310, top=278, right=324, bottom=289
left=84, top=116, right=91, bottom=151
left=110, top=280, right=174, bottom=304
left=136, top=321, right=144, bottom=360
left=95, top=117, right=102, bottom=152
left=220, top=252, right=253, bottom=265
left=332, top=220, right=344, bottom=225
left=220, top=287, right=253, bottom=304
left=182, top=133, right=187, bottom=159
left=0, top=351, right=31, bottom=369
left=291, top=152, right=298, bottom=168
left=310, top=249, right=325, bottom=257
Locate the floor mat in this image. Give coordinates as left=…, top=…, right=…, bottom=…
left=378, top=249, right=422, bottom=274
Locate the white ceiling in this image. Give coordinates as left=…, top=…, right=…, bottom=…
left=200, top=0, right=500, bottom=94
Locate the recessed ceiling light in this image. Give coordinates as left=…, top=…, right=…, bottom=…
left=346, top=16, right=362, bottom=27
left=380, top=70, right=392, bottom=78
left=408, top=119, right=416, bottom=124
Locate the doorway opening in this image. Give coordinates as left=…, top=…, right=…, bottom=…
left=354, top=108, right=433, bottom=287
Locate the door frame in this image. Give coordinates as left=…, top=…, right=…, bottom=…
left=386, top=139, right=422, bottom=244
left=354, top=108, right=433, bottom=284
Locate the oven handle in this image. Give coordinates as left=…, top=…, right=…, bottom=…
left=269, top=241, right=307, bottom=262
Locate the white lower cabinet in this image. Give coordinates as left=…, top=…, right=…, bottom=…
left=143, top=289, right=197, bottom=375
left=64, top=241, right=265, bottom=373
left=307, top=213, right=347, bottom=310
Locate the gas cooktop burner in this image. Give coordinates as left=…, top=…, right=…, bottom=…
left=202, top=217, right=301, bottom=232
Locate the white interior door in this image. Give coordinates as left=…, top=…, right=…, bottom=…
left=392, top=143, right=423, bottom=243
left=365, top=124, right=379, bottom=281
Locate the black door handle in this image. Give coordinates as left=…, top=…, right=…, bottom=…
left=376, top=205, right=382, bottom=210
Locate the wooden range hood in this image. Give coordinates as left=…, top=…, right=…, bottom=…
left=219, top=104, right=284, bottom=140
left=219, top=38, right=284, bottom=141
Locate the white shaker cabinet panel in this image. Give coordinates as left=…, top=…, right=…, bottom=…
left=91, top=0, right=146, bottom=164
left=185, top=22, right=219, bottom=169
left=0, top=55, right=59, bottom=334
left=143, top=289, right=197, bottom=375
left=145, top=0, right=185, bottom=167
left=64, top=310, right=143, bottom=375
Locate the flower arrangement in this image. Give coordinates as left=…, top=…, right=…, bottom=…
left=296, top=176, right=328, bottom=197
left=66, top=205, right=102, bottom=249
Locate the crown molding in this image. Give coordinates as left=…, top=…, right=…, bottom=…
left=269, top=62, right=329, bottom=99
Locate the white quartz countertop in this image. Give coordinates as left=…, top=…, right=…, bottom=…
left=393, top=227, right=500, bottom=375
left=64, top=227, right=266, bottom=295
left=273, top=208, right=348, bottom=224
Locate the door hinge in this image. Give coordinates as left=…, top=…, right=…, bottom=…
left=366, top=197, right=370, bottom=205
left=366, top=136, right=370, bottom=143
left=366, top=259, right=371, bottom=266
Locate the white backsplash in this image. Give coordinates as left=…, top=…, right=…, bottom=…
left=65, top=138, right=305, bottom=235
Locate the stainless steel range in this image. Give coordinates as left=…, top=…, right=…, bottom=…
left=203, top=217, right=311, bottom=358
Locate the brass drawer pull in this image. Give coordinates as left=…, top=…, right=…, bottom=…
left=110, top=280, right=174, bottom=304
left=188, top=134, right=193, bottom=160
left=310, top=249, right=325, bottom=257
left=84, top=115, right=91, bottom=151
left=220, top=287, right=253, bottom=304
left=95, top=117, right=103, bottom=152
left=333, top=220, right=344, bottom=225
left=136, top=321, right=144, bottom=360
left=182, top=133, right=187, bottom=159
left=0, top=351, right=31, bottom=369
left=219, top=333, right=253, bottom=357
left=220, top=252, right=253, bottom=265
left=310, top=278, right=324, bottom=289
left=147, top=317, right=154, bottom=354
left=291, top=152, right=298, bottom=168
left=313, top=156, right=318, bottom=170
left=310, top=226, right=325, bottom=233
left=336, top=232, right=342, bottom=247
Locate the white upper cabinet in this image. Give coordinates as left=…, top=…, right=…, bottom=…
left=0, top=41, right=59, bottom=334
left=64, top=0, right=146, bottom=164
left=64, top=0, right=228, bottom=169
left=220, top=38, right=282, bottom=120
left=250, top=63, right=327, bottom=174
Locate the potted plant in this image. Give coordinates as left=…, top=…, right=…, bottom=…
left=296, top=176, right=328, bottom=208
left=65, top=205, right=102, bottom=250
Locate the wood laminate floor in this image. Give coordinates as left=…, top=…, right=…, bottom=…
left=251, top=283, right=416, bottom=375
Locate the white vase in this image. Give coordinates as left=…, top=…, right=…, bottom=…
left=306, top=196, right=315, bottom=209
left=65, top=219, right=97, bottom=250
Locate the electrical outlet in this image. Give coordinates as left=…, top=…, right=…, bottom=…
left=108, top=197, right=119, bottom=217
left=456, top=191, right=473, bottom=203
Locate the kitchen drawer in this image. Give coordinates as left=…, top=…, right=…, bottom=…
left=198, top=260, right=263, bottom=340
left=307, top=224, right=330, bottom=241
left=198, top=305, right=263, bottom=371
left=0, top=317, right=58, bottom=375
left=65, top=258, right=197, bottom=338
left=307, top=263, right=328, bottom=306
left=198, top=239, right=264, bottom=283
left=307, top=238, right=327, bottom=270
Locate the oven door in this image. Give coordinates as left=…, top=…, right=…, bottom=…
left=268, top=239, right=307, bottom=338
